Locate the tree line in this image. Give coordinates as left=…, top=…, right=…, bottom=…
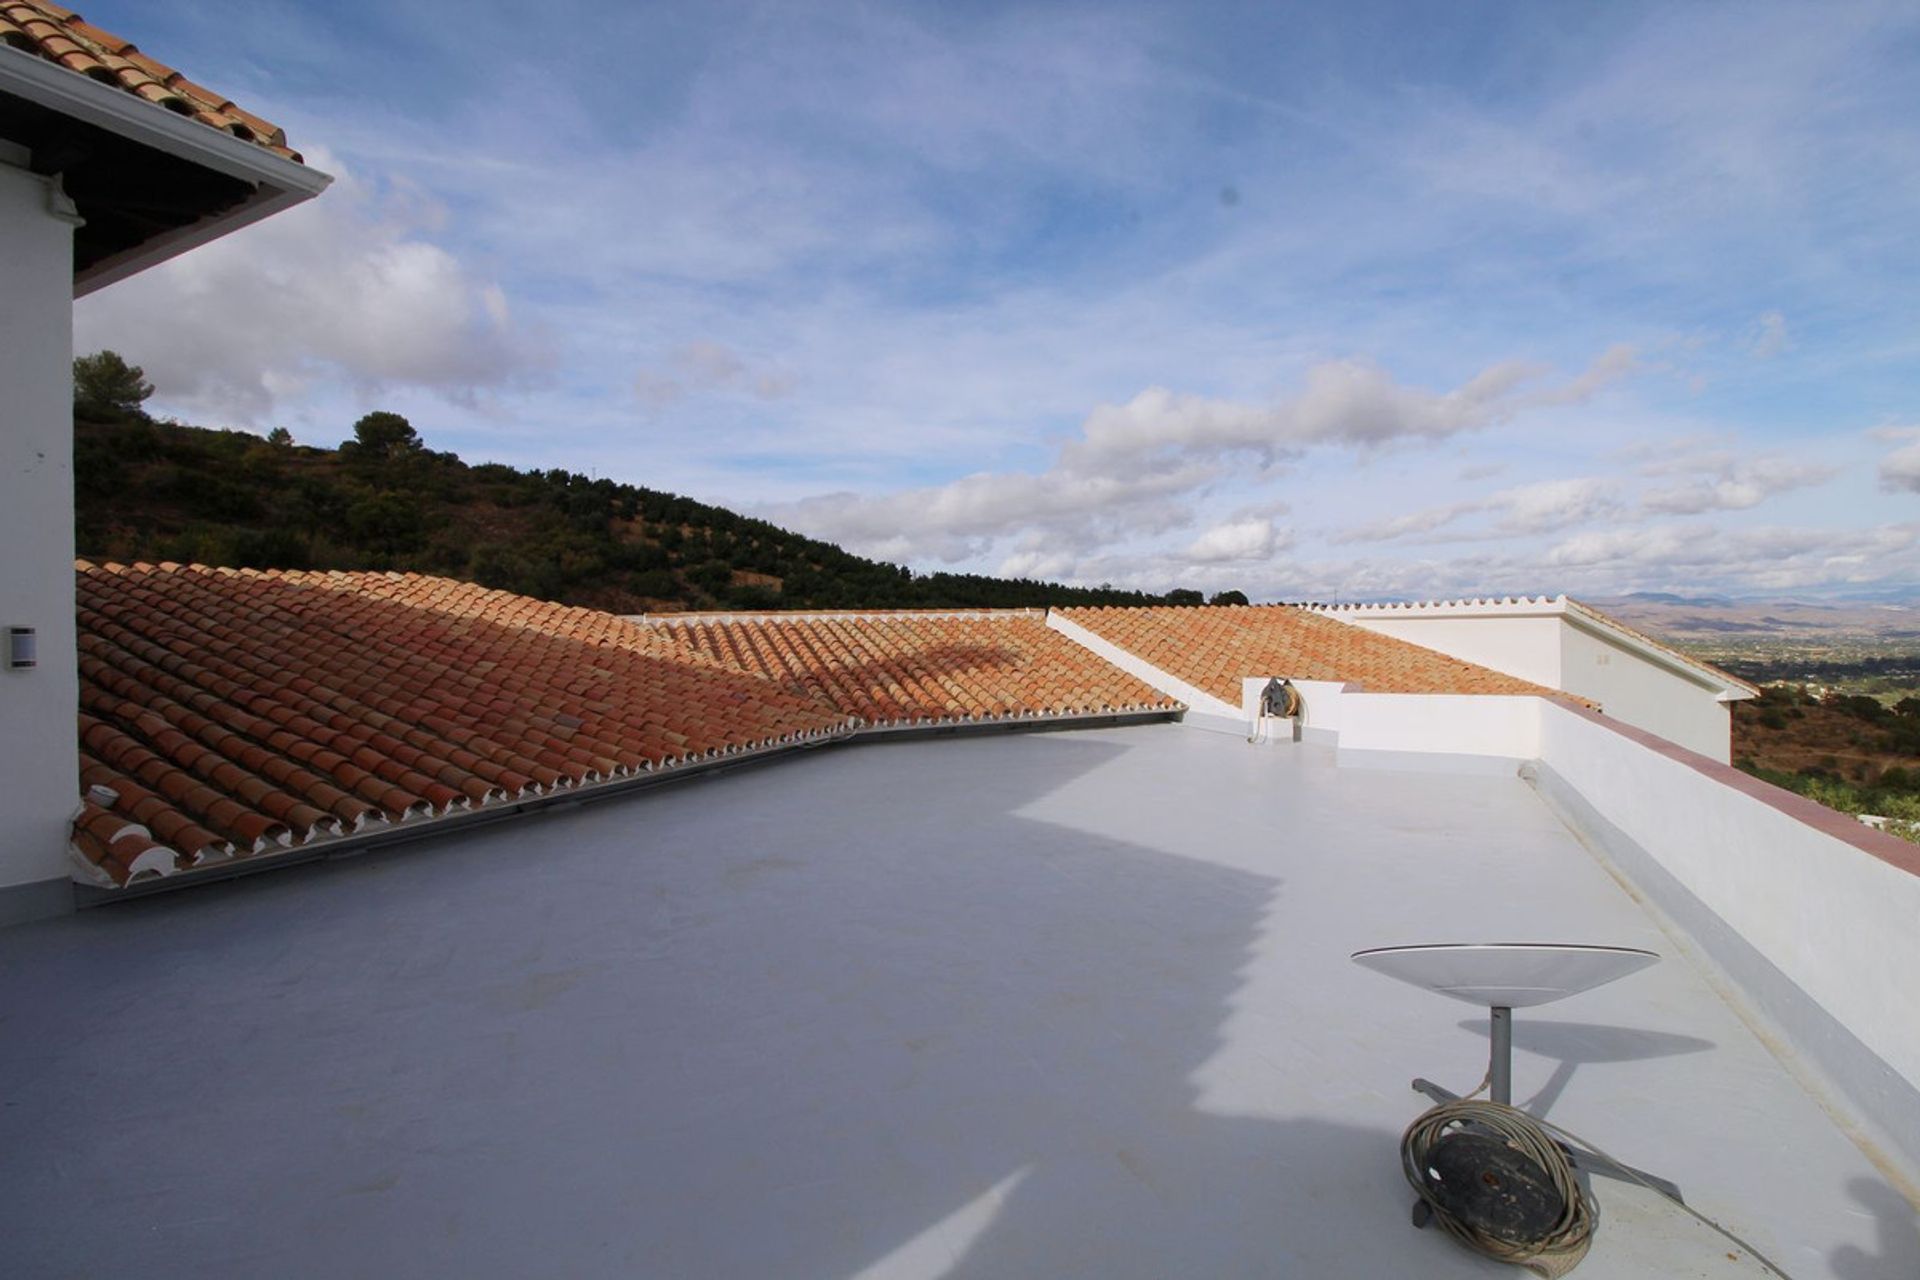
left=72, top=351, right=1253, bottom=614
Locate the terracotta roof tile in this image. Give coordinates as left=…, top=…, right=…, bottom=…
left=645, top=611, right=1182, bottom=727
left=72, top=562, right=850, bottom=886
left=74, top=579, right=1563, bottom=893
left=1057, top=605, right=1574, bottom=705
left=0, top=1, right=303, bottom=161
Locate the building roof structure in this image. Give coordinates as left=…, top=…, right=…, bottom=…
left=0, top=0, right=328, bottom=293
left=643, top=610, right=1181, bottom=727
left=0, top=1, right=300, bottom=158
left=1311, top=594, right=1760, bottom=700
left=72, top=561, right=853, bottom=886
left=6, top=722, right=1915, bottom=1278
left=26, top=7, right=1914, bottom=1264
left=71, top=569, right=1625, bottom=889
left=1058, top=603, right=1568, bottom=705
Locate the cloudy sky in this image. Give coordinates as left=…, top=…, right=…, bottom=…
left=74, top=1, right=1920, bottom=600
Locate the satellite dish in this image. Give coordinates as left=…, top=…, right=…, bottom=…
left=1351, top=940, right=1680, bottom=1204
left=1350, top=943, right=1660, bottom=1009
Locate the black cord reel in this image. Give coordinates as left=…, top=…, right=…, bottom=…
left=1420, top=1129, right=1568, bottom=1241
left=1402, top=1098, right=1596, bottom=1277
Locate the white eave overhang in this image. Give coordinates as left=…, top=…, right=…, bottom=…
left=1556, top=601, right=1759, bottom=701
left=0, top=43, right=331, bottom=297
left=1316, top=596, right=1760, bottom=702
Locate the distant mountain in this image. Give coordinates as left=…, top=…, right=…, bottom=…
left=1593, top=593, right=1920, bottom=654
left=1619, top=590, right=1735, bottom=607
left=73, top=412, right=1223, bottom=614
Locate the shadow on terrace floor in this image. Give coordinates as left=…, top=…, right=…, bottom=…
left=1831, top=1176, right=1920, bottom=1279
left=1454, top=1016, right=1717, bottom=1120
left=7, top=726, right=1907, bottom=1277
left=0, top=727, right=1458, bottom=1278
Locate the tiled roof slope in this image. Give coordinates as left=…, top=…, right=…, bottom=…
left=0, top=1, right=302, bottom=161
left=73, top=562, right=851, bottom=886
left=645, top=612, right=1183, bottom=727
left=1058, top=604, right=1568, bottom=705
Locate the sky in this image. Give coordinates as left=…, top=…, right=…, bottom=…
left=72, top=0, right=1920, bottom=601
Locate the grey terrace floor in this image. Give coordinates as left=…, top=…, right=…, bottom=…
left=3, top=723, right=1916, bottom=1278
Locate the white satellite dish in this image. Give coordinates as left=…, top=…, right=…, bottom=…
left=1352, top=940, right=1678, bottom=1202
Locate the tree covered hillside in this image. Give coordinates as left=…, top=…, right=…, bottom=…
left=74, top=376, right=1228, bottom=615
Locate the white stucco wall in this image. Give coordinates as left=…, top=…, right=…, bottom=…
left=1335, top=692, right=1541, bottom=762
left=0, top=161, right=78, bottom=902
left=1340, top=614, right=1565, bottom=689
left=1557, top=621, right=1732, bottom=761
left=1536, top=700, right=1920, bottom=1113
left=1329, top=607, right=1737, bottom=763
left=1239, top=674, right=1541, bottom=766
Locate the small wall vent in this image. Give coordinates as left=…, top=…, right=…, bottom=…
left=8, top=626, right=37, bottom=670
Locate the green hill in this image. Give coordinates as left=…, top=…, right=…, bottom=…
left=74, top=409, right=1225, bottom=614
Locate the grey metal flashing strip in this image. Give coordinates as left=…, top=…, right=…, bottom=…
left=840, top=709, right=1176, bottom=745
left=1525, top=758, right=1920, bottom=1181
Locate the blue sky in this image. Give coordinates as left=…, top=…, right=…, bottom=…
left=73, top=0, right=1920, bottom=599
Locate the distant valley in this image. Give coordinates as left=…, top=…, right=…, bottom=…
left=1589, top=592, right=1920, bottom=678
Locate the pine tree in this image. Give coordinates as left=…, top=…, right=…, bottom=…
left=73, top=350, right=154, bottom=422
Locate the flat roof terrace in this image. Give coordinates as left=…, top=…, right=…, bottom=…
left=2, top=724, right=1914, bottom=1278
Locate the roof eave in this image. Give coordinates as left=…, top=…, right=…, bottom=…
left=0, top=45, right=331, bottom=297
left=1561, top=601, right=1759, bottom=699
left=71, top=179, right=313, bottom=296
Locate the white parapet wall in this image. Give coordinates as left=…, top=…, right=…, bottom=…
left=1235, top=675, right=1541, bottom=771
left=1027, top=611, right=1919, bottom=1161
left=1230, top=670, right=1920, bottom=1165
left=1309, top=597, right=1751, bottom=763
left=1532, top=698, right=1920, bottom=1171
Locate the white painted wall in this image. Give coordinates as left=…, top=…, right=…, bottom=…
left=1236, top=674, right=1541, bottom=765
left=0, top=160, right=79, bottom=900
left=1557, top=621, right=1731, bottom=761
left=1327, top=606, right=1737, bottom=763
left=1335, top=692, right=1541, bottom=762
left=1537, top=700, right=1920, bottom=1102
left=1342, top=613, right=1564, bottom=689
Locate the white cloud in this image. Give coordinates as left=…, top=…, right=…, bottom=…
left=1750, top=309, right=1790, bottom=359
left=1496, top=477, right=1621, bottom=533
left=770, top=347, right=1631, bottom=565
left=1879, top=442, right=1920, bottom=494
left=772, top=461, right=1213, bottom=564
left=1185, top=517, right=1286, bottom=563
left=1539, top=522, right=1920, bottom=592
left=74, top=151, right=543, bottom=424
left=1640, top=455, right=1835, bottom=513
left=1335, top=476, right=1619, bottom=543
left=1062, top=344, right=1631, bottom=478
left=635, top=341, right=796, bottom=410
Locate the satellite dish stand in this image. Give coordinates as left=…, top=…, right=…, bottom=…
left=1352, top=943, right=1684, bottom=1204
